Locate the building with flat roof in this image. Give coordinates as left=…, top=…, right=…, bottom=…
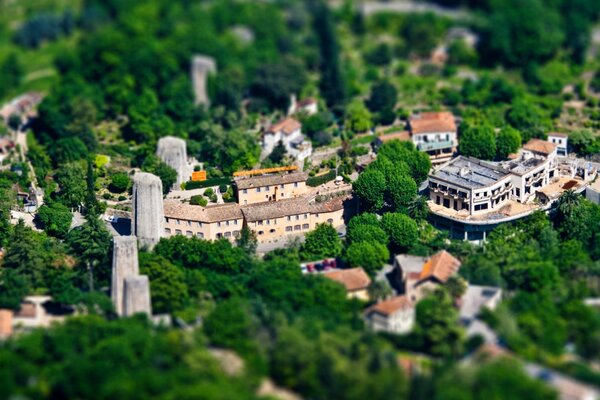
left=428, top=139, right=596, bottom=240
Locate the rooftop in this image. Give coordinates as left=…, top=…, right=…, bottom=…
left=459, top=285, right=501, bottom=321
left=234, top=171, right=308, bottom=190
left=522, top=139, right=556, bottom=155
left=548, top=132, right=568, bottom=138
left=268, top=117, right=301, bottom=135
left=409, top=111, right=456, bottom=135
left=323, top=268, right=371, bottom=292
left=163, top=201, right=243, bottom=223
left=419, top=250, right=461, bottom=282
left=240, top=195, right=348, bottom=222
left=430, top=156, right=510, bottom=189
left=366, top=296, right=413, bottom=316
left=498, top=154, right=547, bottom=176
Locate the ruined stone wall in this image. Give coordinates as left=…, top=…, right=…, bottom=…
left=132, top=172, right=164, bottom=249
left=111, top=236, right=139, bottom=316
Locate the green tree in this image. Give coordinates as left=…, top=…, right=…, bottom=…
left=345, top=100, right=372, bottom=133
left=495, top=126, right=522, bottom=160
left=478, top=0, right=564, bottom=68
left=236, top=226, right=257, bottom=256
left=346, top=222, right=388, bottom=246
left=36, top=201, right=73, bottom=239
left=459, top=124, right=496, bottom=160
left=0, top=53, right=23, bottom=98
left=506, top=97, right=552, bottom=142
left=414, top=289, right=465, bottom=358
left=407, top=195, right=429, bottom=220
left=142, top=155, right=177, bottom=194
left=67, top=216, right=112, bottom=291
left=301, top=223, right=342, bottom=260
left=55, top=162, right=87, bottom=208
left=388, top=174, right=417, bottom=212
left=0, top=269, right=29, bottom=310
left=381, top=212, right=418, bottom=251
left=140, top=253, right=188, bottom=314
left=344, top=241, right=389, bottom=275
left=109, top=172, right=130, bottom=193
left=353, top=169, right=386, bottom=212
left=268, top=140, right=287, bottom=164
left=250, top=58, right=308, bottom=111
left=366, top=80, right=397, bottom=125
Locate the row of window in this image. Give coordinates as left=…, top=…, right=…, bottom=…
left=242, top=182, right=300, bottom=194
left=165, top=218, right=239, bottom=228
left=164, top=228, right=241, bottom=239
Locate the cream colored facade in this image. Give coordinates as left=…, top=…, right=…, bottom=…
left=163, top=202, right=243, bottom=242
left=237, top=180, right=308, bottom=205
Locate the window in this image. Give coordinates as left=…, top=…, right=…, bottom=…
left=175, top=229, right=182, bottom=235
left=270, top=229, right=276, bottom=233
left=196, top=232, right=204, bottom=238
left=176, top=219, right=180, bottom=225
left=217, top=222, right=221, bottom=227
left=224, top=232, right=231, bottom=237
left=304, top=214, right=308, bottom=219
left=287, top=216, right=291, bottom=221
left=226, top=221, right=230, bottom=226
left=294, top=182, right=298, bottom=188
left=197, top=222, right=202, bottom=228
left=294, top=225, right=301, bottom=231
left=280, top=184, right=284, bottom=189
left=243, top=189, right=248, bottom=194
left=315, top=213, right=319, bottom=218
left=258, top=230, right=264, bottom=235
left=165, top=218, right=170, bottom=223
left=233, top=231, right=240, bottom=237
left=216, top=233, right=222, bottom=238
left=258, top=220, right=263, bottom=226
left=256, top=187, right=261, bottom=193
left=186, top=231, right=193, bottom=237
left=266, top=220, right=270, bottom=225
left=327, top=219, right=333, bottom=224
left=187, top=220, right=191, bottom=226
left=443, top=198, right=450, bottom=208
left=302, top=224, right=309, bottom=229
left=295, top=215, right=299, bottom=220
left=286, top=226, right=293, bottom=232
left=234, top=220, right=238, bottom=225
left=265, top=186, right=269, bottom=191
left=165, top=228, right=171, bottom=235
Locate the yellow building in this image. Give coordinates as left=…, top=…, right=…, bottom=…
left=234, top=172, right=308, bottom=205
left=163, top=202, right=244, bottom=241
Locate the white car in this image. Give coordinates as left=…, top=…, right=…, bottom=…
left=105, top=215, right=119, bottom=223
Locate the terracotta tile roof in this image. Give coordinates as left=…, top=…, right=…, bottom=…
left=367, top=296, right=413, bottom=316
left=548, top=132, right=568, bottom=138
left=409, top=111, right=456, bottom=135
left=523, top=139, right=556, bottom=155
left=164, top=201, right=243, bottom=223
left=418, top=250, right=461, bottom=283
left=324, top=268, right=371, bottom=292
left=234, top=172, right=308, bottom=190
left=297, top=98, right=317, bottom=107
left=268, top=117, right=301, bottom=135
left=311, top=195, right=349, bottom=214
left=14, top=302, right=36, bottom=318
left=241, top=197, right=310, bottom=222
left=378, top=131, right=411, bottom=142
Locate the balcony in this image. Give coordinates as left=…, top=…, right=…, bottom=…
left=417, top=140, right=454, bottom=152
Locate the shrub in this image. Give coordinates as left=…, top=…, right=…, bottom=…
left=204, top=188, right=214, bottom=197
left=307, top=170, right=336, bottom=187
left=190, top=195, right=208, bottom=206
left=219, top=184, right=228, bottom=193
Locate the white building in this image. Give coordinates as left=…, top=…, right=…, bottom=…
left=408, top=111, right=458, bottom=164
left=429, top=139, right=558, bottom=216
left=262, top=117, right=312, bottom=161
left=364, top=296, right=415, bottom=334
left=548, top=132, right=568, bottom=156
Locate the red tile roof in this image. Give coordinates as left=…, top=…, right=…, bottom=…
left=268, top=117, right=301, bottom=135
left=367, top=296, right=413, bottom=316
left=409, top=111, right=456, bottom=135
left=418, top=250, right=461, bottom=283
left=523, top=139, right=556, bottom=155
left=324, top=268, right=371, bottom=292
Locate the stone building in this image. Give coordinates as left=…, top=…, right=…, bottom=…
left=262, top=117, right=312, bottom=161
left=364, top=296, right=415, bottom=334
left=163, top=202, right=244, bottom=241
left=234, top=172, right=309, bottom=205
left=323, top=267, right=371, bottom=301
left=132, top=172, right=164, bottom=249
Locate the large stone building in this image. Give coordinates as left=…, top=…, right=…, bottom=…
left=428, top=139, right=596, bottom=240
left=162, top=171, right=349, bottom=244
left=262, top=117, right=312, bottom=161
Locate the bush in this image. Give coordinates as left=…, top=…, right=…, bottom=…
left=307, top=170, right=337, bottom=187
left=109, top=172, right=130, bottom=193
left=219, top=184, right=228, bottom=193
left=118, top=195, right=127, bottom=201
left=210, top=194, right=218, bottom=203
left=204, top=188, right=214, bottom=197
left=190, top=195, right=208, bottom=206
left=102, top=193, right=112, bottom=200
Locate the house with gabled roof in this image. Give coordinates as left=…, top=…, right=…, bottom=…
left=262, top=117, right=312, bottom=161
left=323, top=267, right=371, bottom=300
left=364, top=295, right=415, bottom=334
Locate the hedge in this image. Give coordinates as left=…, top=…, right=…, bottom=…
left=307, top=169, right=336, bottom=187
left=184, top=177, right=231, bottom=190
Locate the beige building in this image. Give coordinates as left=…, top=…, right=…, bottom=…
left=163, top=202, right=244, bottom=241
left=323, top=267, right=371, bottom=301
left=364, top=296, right=415, bottom=334
left=163, top=171, right=349, bottom=244
left=235, top=172, right=309, bottom=205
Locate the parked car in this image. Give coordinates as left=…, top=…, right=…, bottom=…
left=105, top=215, right=119, bottom=223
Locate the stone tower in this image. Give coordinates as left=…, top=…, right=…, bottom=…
left=156, top=136, right=188, bottom=188
left=191, top=55, right=217, bottom=106
left=132, top=172, right=164, bottom=250
left=123, top=276, right=152, bottom=317
left=111, top=236, right=139, bottom=316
